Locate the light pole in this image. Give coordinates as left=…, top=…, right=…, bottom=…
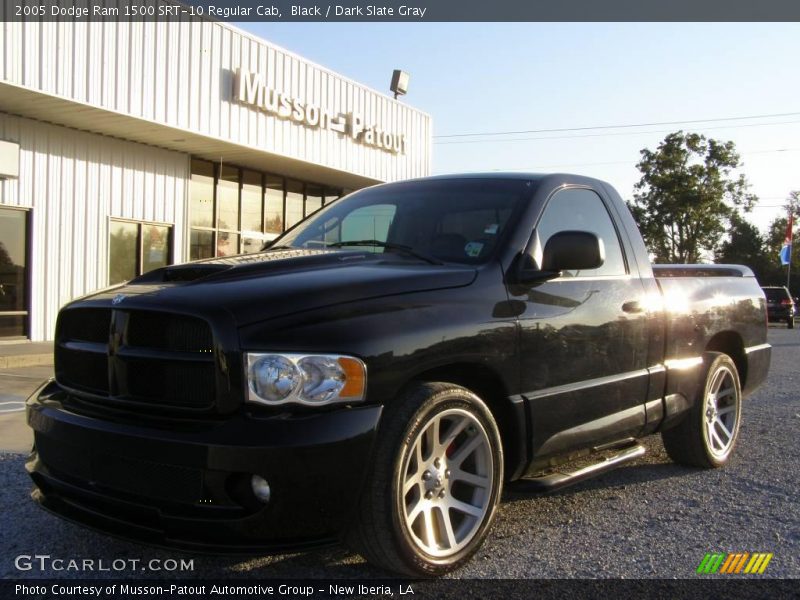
left=390, top=70, right=410, bottom=101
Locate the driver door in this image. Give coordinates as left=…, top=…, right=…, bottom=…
left=510, top=186, right=650, bottom=466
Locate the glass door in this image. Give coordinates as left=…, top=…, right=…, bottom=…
left=0, top=207, right=29, bottom=338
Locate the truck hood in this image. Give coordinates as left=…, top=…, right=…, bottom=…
left=78, top=248, right=477, bottom=326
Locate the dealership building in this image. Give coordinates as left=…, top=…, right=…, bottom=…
left=0, top=12, right=432, bottom=341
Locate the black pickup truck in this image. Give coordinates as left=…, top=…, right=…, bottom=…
left=26, top=173, right=770, bottom=576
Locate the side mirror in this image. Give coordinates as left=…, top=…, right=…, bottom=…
left=541, top=230, right=605, bottom=272
left=513, top=231, right=605, bottom=284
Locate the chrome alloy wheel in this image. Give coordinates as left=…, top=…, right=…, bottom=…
left=400, top=408, right=494, bottom=558
left=702, top=364, right=740, bottom=458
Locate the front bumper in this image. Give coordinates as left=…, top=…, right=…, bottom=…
left=25, top=380, right=382, bottom=553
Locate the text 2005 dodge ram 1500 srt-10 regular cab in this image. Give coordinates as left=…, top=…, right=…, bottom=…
left=26, top=174, right=770, bottom=575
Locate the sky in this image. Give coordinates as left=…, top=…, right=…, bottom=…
left=237, top=22, right=800, bottom=237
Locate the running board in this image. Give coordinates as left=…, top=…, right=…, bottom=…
left=511, top=443, right=646, bottom=494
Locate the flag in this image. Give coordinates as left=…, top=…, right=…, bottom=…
left=779, top=214, right=793, bottom=266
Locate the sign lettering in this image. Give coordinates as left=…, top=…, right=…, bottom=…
left=235, top=68, right=406, bottom=155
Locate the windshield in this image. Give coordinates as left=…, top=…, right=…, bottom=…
left=273, top=179, right=531, bottom=264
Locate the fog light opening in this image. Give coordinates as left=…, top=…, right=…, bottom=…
left=251, top=475, right=271, bottom=504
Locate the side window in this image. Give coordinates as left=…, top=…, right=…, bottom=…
left=535, top=188, right=626, bottom=277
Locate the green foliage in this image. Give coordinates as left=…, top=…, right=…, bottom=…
left=0, top=242, right=12, bottom=267
left=715, top=215, right=772, bottom=282
left=627, top=131, right=756, bottom=263
left=710, top=191, right=798, bottom=294
left=765, top=192, right=800, bottom=252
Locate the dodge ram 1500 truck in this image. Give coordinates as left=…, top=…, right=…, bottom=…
left=26, top=173, right=770, bottom=576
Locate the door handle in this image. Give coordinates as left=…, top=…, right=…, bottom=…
left=622, top=300, right=644, bottom=314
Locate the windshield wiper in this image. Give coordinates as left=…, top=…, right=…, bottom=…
left=327, top=240, right=444, bottom=265
left=260, top=242, right=293, bottom=251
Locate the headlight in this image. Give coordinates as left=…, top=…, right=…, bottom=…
left=250, top=355, right=301, bottom=402
left=246, top=353, right=366, bottom=406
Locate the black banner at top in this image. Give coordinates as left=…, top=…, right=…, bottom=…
left=4, top=0, right=800, bottom=22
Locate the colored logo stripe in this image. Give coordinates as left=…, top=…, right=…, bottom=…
left=697, top=553, right=726, bottom=574
left=720, top=553, right=749, bottom=573
left=697, top=553, right=773, bottom=574
left=744, top=553, right=773, bottom=574
left=733, top=553, right=750, bottom=574
left=719, top=553, right=737, bottom=573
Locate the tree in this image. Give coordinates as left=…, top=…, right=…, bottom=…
left=628, top=131, right=756, bottom=263
left=766, top=195, right=800, bottom=254
left=0, top=242, right=12, bottom=267
left=715, top=215, right=771, bottom=283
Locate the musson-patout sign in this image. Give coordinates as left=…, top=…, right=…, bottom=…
left=235, top=68, right=407, bottom=155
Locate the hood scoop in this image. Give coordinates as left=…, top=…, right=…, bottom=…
left=135, top=248, right=371, bottom=284
left=162, top=265, right=229, bottom=282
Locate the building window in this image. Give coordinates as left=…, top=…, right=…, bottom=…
left=265, top=176, right=284, bottom=236
left=109, top=221, right=138, bottom=284
left=323, top=187, right=342, bottom=206
left=285, top=179, right=304, bottom=230
left=190, top=158, right=216, bottom=260
left=142, top=223, right=172, bottom=273
left=217, top=165, right=240, bottom=232
left=0, top=207, right=29, bottom=338
left=188, top=159, right=349, bottom=259
left=305, top=184, right=324, bottom=216
left=241, top=170, right=263, bottom=232
left=190, top=229, right=214, bottom=261
left=109, top=219, right=172, bottom=285
left=240, top=170, right=264, bottom=254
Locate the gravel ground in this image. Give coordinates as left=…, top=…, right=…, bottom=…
left=1, top=327, right=798, bottom=581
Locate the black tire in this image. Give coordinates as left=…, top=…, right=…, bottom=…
left=346, top=382, right=504, bottom=576
left=661, top=352, right=742, bottom=468
left=788, top=317, right=795, bottom=329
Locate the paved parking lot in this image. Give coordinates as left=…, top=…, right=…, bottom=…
left=0, top=365, right=50, bottom=455
left=0, top=327, right=797, bottom=580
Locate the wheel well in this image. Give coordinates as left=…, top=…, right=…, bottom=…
left=706, top=331, right=747, bottom=388
left=405, top=363, right=525, bottom=482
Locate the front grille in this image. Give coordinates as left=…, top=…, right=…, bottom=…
left=55, top=308, right=217, bottom=411
left=55, top=346, right=109, bottom=394
left=36, top=434, right=91, bottom=481
left=127, top=312, right=213, bottom=353
left=126, top=360, right=216, bottom=408
left=58, top=308, right=112, bottom=343
left=36, top=435, right=203, bottom=504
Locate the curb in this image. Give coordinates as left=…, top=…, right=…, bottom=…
left=0, top=355, right=53, bottom=369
